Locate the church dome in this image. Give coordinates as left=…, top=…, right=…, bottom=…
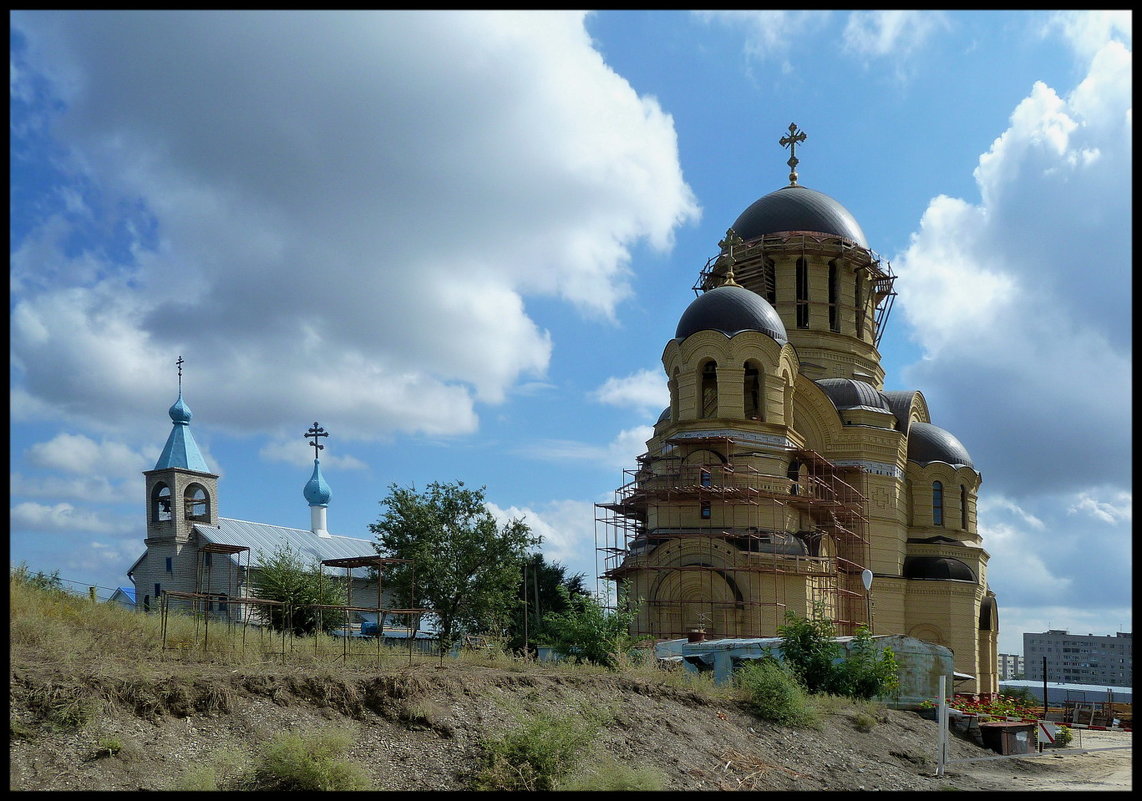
left=907, top=421, right=974, bottom=468
left=304, top=459, right=332, bottom=506
left=169, top=393, right=193, bottom=425
left=729, top=184, right=868, bottom=248
left=675, top=285, right=788, bottom=345
left=904, top=556, right=976, bottom=582
left=815, top=378, right=890, bottom=412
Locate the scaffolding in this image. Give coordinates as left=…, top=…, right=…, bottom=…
left=694, top=232, right=897, bottom=348
left=595, top=436, right=871, bottom=641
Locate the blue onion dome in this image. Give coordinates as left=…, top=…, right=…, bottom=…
left=675, top=285, right=788, bottom=345
left=815, top=378, right=890, bottom=412
left=907, top=421, right=974, bottom=468
left=303, top=459, right=332, bottom=506
left=729, top=184, right=868, bottom=248
left=168, top=393, right=193, bottom=425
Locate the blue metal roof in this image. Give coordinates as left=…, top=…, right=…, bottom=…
left=154, top=393, right=211, bottom=473
left=197, top=517, right=376, bottom=574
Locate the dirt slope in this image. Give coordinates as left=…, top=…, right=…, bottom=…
left=10, top=656, right=1129, bottom=792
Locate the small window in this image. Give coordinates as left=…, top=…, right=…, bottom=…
left=204, top=552, right=212, bottom=568
left=700, top=361, right=718, bottom=418
left=700, top=469, right=712, bottom=487
left=933, top=481, right=944, bottom=527
left=827, top=260, right=839, bottom=332
left=154, top=583, right=162, bottom=600
left=960, top=485, right=968, bottom=530
left=700, top=501, right=711, bottom=520
left=795, top=258, right=809, bottom=329
left=854, top=274, right=865, bottom=338
left=165, top=556, right=173, bottom=573
left=744, top=362, right=763, bottom=421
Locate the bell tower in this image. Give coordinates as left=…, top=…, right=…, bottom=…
left=139, top=357, right=218, bottom=608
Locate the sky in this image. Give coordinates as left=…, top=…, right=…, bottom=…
left=9, top=10, right=1131, bottom=657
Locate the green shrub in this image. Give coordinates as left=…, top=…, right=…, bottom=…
left=245, top=728, right=371, bottom=791
left=539, top=586, right=639, bottom=668
left=1054, top=725, right=1073, bottom=747
left=827, top=627, right=900, bottom=700
left=95, top=737, right=123, bottom=758
left=734, top=658, right=819, bottom=728
left=850, top=712, right=876, bottom=732
left=776, top=602, right=841, bottom=694
left=472, top=712, right=597, bottom=791
left=558, top=753, right=667, bottom=791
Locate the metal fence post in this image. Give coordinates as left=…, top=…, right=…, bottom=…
left=936, top=674, right=947, bottom=777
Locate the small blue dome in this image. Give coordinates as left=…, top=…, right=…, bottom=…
left=169, top=394, right=193, bottom=425
left=907, top=422, right=974, bottom=468
left=304, top=459, right=332, bottom=506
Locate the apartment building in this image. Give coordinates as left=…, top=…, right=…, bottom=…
left=1023, top=630, right=1132, bottom=687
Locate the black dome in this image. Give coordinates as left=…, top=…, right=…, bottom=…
left=730, top=184, right=868, bottom=248
left=815, top=378, right=890, bottom=412
left=907, top=422, right=974, bottom=468
left=904, top=556, right=976, bottom=582
left=675, top=285, right=788, bottom=345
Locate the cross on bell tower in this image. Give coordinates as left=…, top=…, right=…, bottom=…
left=779, top=122, right=808, bottom=185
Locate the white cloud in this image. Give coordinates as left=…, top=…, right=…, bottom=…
left=486, top=498, right=601, bottom=589
left=1067, top=490, right=1132, bottom=525
left=842, top=10, right=949, bottom=60
left=518, top=425, right=654, bottom=473
left=25, top=432, right=151, bottom=479
left=10, top=10, right=699, bottom=442
left=1045, top=10, right=1132, bottom=63
left=258, top=439, right=368, bottom=471
left=696, top=10, right=832, bottom=73
left=591, top=368, right=668, bottom=413
left=895, top=35, right=1131, bottom=498
left=10, top=501, right=134, bottom=534
left=10, top=473, right=130, bottom=505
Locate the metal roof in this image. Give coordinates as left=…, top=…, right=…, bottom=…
left=907, top=421, right=975, bottom=468
left=195, top=517, right=377, bottom=573
left=730, top=184, right=868, bottom=248
left=815, top=378, right=891, bottom=413
left=882, top=390, right=919, bottom=433
left=675, top=284, right=788, bottom=344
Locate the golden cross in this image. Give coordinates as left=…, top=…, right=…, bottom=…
left=779, top=122, right=808, bottom=185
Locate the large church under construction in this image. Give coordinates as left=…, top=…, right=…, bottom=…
left=597, top=125, right=999, bottom=696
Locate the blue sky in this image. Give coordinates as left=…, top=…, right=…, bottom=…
left=10, top=10, right=1131, bottom=656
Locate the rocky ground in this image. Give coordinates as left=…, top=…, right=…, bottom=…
left=9, top=655, right=1132, bottom=791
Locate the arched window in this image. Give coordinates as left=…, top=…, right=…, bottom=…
left=828, top=260, right=839, bottom=332
left=700, top=501, right=712, bottom=519
left=932, top=481, right=944, bottom=527
left=701, top=361, right=718, bottom=418
left=743, top=361, right=763, bottom=420
left=152, top=483, right=172, bottom=523
left=787, top=460, right=802, bottom=496
left=795, top=257, right=809, bottom=329
left=762, top=257, right=776, bottom=304
left=185, top=484, right=210, bottom=522
left=961, top=485, right=969, bottom=530
left=854, top=273, right=865, bottom=338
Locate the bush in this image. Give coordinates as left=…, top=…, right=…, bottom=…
left=558, top=754, right=667, bottom=791
left=1054, top=724, right=1073, bottom=747
left=472, top=712, right=597, bottom=791
left=827, top=627, right=900, bottom=700
left=776, top=602, right=841, bottom=694
left=539, top=586, right=639, bottom=668
left=734, top=658, right=819, bottom=728
left=244, top=728, right=371, bottom=791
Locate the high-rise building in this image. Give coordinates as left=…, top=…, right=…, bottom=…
left=1023, top=630, right=1132, bottom=687
left=997, top=653, right=1024, bottom=681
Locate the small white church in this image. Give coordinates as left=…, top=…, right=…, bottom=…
left=126, top=362, right=394, bottom=626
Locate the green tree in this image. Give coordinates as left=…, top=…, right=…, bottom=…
left=777, top=601, right=841, bottom=694
left=539, top=585, right=639, bottom=668
left=251, top=544, right=347, bottom=636
left=506, top=553, right=589, bottom=654
left=369, top=481, right=538, bottom=654
left=827, top=627, right=900, bottom=700
left=11, top=562, right=66, bottom=594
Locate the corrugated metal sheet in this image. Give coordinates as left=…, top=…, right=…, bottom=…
left=196, top=518, right=376, bottom=575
